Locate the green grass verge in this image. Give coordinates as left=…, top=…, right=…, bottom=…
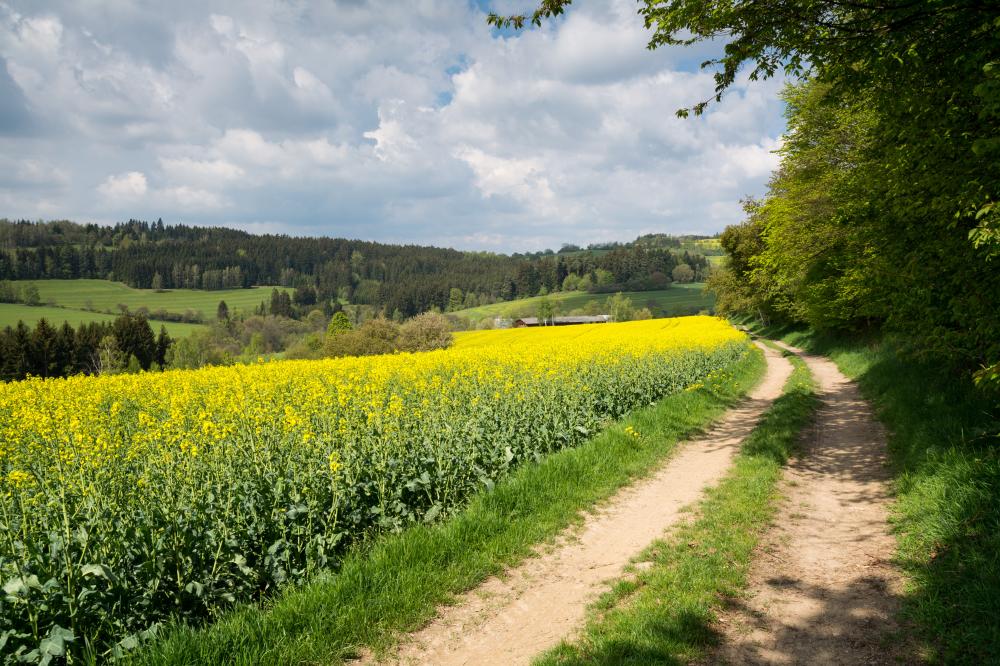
left=12, top=279, right=290, bottom=318
left=536, top=352, right=817, bottom=665
left=756, top=327, right=1000, bottom=664
left=0, top=303, right=204, bottom=338
left=130, top=345, right=766, bottom=665
left=451, top=284, right=714, bottom=322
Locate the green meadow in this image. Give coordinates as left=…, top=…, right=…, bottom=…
left=0, top=303, right=204, bottom=337
left=451, top=283, right=714, bottom=322
left=1, top=280, right=296, bottom=335
left=17, top=279, right=288, bottom=316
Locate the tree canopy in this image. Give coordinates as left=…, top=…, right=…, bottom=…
left=497, top=1, right=1000, bottom=380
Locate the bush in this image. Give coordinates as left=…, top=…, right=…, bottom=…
left=325, top=317, right=400, bottom=357
left=398, top=312, right=453, bottom=352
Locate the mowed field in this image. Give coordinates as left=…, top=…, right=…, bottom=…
left=2, top=280, right=294, bottom=334
left=0, top=303, right=204, bottom=337
left=18, top=279, right=288, bottom=316
left=452, top=284, right=714, bottom=322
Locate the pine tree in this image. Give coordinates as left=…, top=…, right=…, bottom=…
left=155, top=326, right=172, bottom=369
left=29, top=318, right=57, bottom=377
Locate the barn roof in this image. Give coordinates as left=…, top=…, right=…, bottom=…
left=513, top=315, right=611, bottom=326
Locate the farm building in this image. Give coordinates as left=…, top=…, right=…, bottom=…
left=513, top=315, right=611, bottom=328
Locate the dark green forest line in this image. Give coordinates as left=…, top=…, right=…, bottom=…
left=0, top=220, right=711, bottom=319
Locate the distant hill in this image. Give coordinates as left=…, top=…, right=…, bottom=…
left=1, top=219, right=718, bottom=319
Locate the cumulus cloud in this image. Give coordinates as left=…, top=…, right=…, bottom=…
left=98, top=171, right=147, bottom=202
left=0, top=0, right=785, bottom=250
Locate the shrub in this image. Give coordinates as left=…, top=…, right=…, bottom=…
left=325, top=317, right=400, bottom=357
left=398, top=312, right=453, bottom=352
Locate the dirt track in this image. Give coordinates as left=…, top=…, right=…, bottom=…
left=368, top=342, right=792, bottom=666
left=712, top=342, right=909, bottom=664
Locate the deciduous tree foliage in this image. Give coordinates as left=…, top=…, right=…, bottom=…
left=501, top=0, right=1000, bottom=372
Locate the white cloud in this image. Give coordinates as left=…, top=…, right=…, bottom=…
left=453, top=146, right=556, bottom=208
left=159, top=157, right=244, bottom=185
left=98, top=171, right=147, bottom=202
left=17, top=15, right=63, bottom=58
left=157, top=185, right=228, bottom=210
left=0, top=0, right=786, bottom=250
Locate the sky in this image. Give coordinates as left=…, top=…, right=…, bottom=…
left=0, top=0, right=786, bottom=253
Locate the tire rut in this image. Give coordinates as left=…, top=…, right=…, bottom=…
left=712, top=342, right=912, bottom=665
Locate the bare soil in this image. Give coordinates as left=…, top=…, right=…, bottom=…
left=367, top=343, right=793, bottom=666
left=712, top=343, right=912, bottom=665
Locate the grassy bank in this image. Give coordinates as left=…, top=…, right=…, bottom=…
left=131, top=345, right=766, bottom=665
left=536, top=351, right=818, bottom=664
left=756, top=328, right=1000, bottom=664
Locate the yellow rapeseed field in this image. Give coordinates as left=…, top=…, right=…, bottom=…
left=0, top=316, right=747, bottom=660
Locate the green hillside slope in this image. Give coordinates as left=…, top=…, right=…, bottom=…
left=451, top=284, right=714, bottom=322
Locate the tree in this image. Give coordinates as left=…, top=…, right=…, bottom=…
left=633, top=307, right=654, bottom=321
left=606, top=292, right=634, bottom=323
left=217, top=300, right=230, bottom=321
left=594, top=268, right=615, bottom=287
left=496, top=0, right=1000, bottom=373
left=447, top=287, right=464, bottom=312
left=28, top=318, right=57, bottom=377
left=537, top=297, right=555, bottom=325
left=325, top=317, right=400, bottom=358
left=167, top=332, right=221, bottom=370
left=707, top=204, right=775, bottom=325
left=293, top=284, right=317, bottom=307
left=306, top=309, right=327, bottom=331
left=21, top=284, right=40, bottom=306
left=671, top=264, right=694, bottom=283
left=96, top=335, right=124, bottom=375
left=398, top=312, right=453, bottom=352
left=269, top=289, right=293, bottom=318
left=6, top=322, right=30, bottom=378
left=151, top=272, right=164, bottom=291
left=112, top=314, right=156, bottom=370
left=155, top=326, right=172, bottom=368
left=562, top=273, right=580, bottom=292
left=53, top=322, right=76, bottom=377
left=326, top=311, right=353, bottom=339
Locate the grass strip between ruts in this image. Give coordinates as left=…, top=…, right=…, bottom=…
left=535, top=350, right=817, bottom=665
left=132, top=344, right=766, bottom=665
